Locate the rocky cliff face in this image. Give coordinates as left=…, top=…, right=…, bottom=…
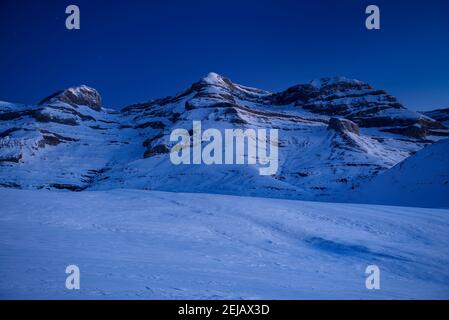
left=328, top=118, right=360, bottom=135
left=423, top=107, right=449, bottom=126
left=0, top=74, right=447, bottom=200
left=270, top=76, right=446, bottom=138
left=38, top=85, right=102, bottom=111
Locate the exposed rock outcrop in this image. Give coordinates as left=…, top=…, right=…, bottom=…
left=423, top=107, right=449, bottom=125
left=39, top=85, right=102, bottom=111
left=144, top=144, right=170, bottom=158
left=328, top=118, right=360, bottom=135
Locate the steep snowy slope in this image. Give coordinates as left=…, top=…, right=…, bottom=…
left=351, top=138, right=449, bottom=208
left=1, top=188, right=448, bottom=299
left=1, top=73, right=447, bottom=200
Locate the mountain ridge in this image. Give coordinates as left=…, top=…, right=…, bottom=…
left=0, top=72, right=448, bottom=205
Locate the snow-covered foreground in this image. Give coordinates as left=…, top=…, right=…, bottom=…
left=0, top=188, right=448, bottom=299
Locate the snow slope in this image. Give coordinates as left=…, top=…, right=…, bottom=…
left=1, top=188, right=448, bottom=299
left=350, top=138, right=449, bottom=208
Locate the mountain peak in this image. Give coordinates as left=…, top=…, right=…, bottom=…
left=39, top=85, right=102, bottom=111
left=200, top=72, right=230, bottom=86
left=203, top=71, right=222, bottom=81
left=310, top=76, right=365, bottom=89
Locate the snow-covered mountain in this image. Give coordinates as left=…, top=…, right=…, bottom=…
left=1, top=73, right=448, bottom=201
left=2, top=74, right=449, bottom=299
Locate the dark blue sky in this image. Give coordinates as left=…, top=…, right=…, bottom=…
left=0, top=0, right=448, bottom=110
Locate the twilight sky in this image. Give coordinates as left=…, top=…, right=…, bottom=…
left=0, top=0, right=448, bottom=110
